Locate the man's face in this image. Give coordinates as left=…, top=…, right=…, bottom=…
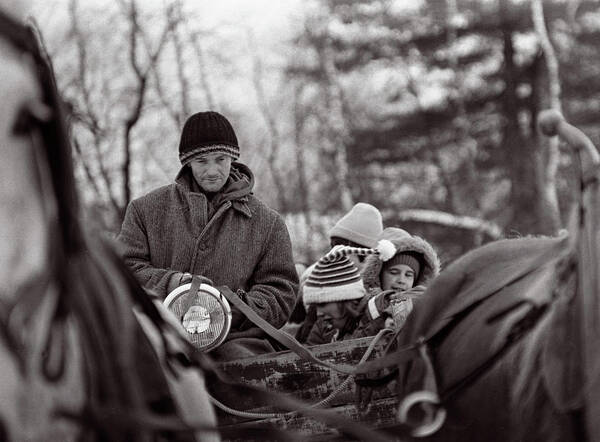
left=189, top=152, right=232, bottom=193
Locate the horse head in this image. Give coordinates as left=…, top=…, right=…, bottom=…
left=0, top=5, right=218, bottom=440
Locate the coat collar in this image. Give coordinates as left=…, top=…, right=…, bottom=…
left=175, top=162, right=254, bottom=217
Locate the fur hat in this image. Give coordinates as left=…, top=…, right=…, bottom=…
left=328, top=203, right=383, bottom=249
left=362, top=227, right=441, bottom=291
left=303, top=241, right=397, bottom=305
left=178, top=111, right=239, bottom=165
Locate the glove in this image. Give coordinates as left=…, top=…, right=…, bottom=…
left=167, top=272, right=214, bottom=294
left=190, top=274, right=214, bottom=287
left=216, top=285, right=246, bottom=328
left=367, top=290, right=395, bottom=320
left=389, top=285, right=426, bottom=303
left=167, top=272, right=188, bottom=294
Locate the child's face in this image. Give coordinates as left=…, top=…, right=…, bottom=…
left=315, top=302, right=347, bottom=330
left=381, top=263, right=415, bottom=292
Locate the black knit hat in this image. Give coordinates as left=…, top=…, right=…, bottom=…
left=178, top=111, right=240, bottom=164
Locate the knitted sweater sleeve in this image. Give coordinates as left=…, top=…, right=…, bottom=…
left=117, top=200, right=179, bottom=298
left=241, top=214, right=299, bottom=329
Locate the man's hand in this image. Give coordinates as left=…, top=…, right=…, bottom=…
left=167, top=272, right=214, bottom=294
left=216, top=285, right=245, bottom=328
left=190, top=274, right=214, bottom=287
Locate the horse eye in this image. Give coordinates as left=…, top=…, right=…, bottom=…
left=12, top=101, right=52, bottom=136
left=12, top=106, right=34, bottom=136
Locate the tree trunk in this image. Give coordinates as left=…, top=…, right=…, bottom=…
left=248, top=30, right=288, bottom=213
left=293, top=83, right=316, bottom=262
left=499, top=13, right=539, bottom=235
left=319, top=42, right=353, bottom=212
left=531, top=0, right=563, bottom=234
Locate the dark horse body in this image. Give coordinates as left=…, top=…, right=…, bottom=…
left=0, top=6, right=216, bottom=441
left=396, top=232, right=587, bottom=441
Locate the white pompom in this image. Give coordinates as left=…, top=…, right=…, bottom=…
left=376, top=239, right=396, bottom=262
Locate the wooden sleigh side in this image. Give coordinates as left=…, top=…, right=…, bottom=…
left=213, top=336, right=400, bottom=439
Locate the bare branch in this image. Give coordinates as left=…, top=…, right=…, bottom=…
left=72, top=136, right=101, bottom=196
left=247, top=29, right=288, bottom=211
left=136, top=8, right=181, bottom=128
left=67, top=0, right=121, bottom=213
left=187, top=26, right=216, bottom=109
left=169, top=1, right=190, bottom=121
left=117, top=0, right=174, bottom=206
left=69, top=0, right=101, bottom=135
left=391, top=209, right=503, bottom=240
left=292, top=82, right=316, bottom=261
left=304, top=20, right=353, bottom=211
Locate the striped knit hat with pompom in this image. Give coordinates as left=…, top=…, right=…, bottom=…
left=303, top=241, right=397, bottom=305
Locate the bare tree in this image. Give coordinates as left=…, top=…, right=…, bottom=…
left=292, top=82, right=316, bottom=261
left=302, top=17, right=354, bottom=212
left=187, top=26, right=217, bottom=110
left=247, top=29, right=289, bottom=212
left=68, top=0, right=122, bottom=215
left=63, top=0, right=178, bottom=229
left=117, top=0, right=174, bottom=209
left=392, top=209, right=503, bottom=241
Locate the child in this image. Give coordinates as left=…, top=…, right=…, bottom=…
left=301, top=241, right=396, bottom=345
left=292, top=202, right=383, bottom=339
left=353, top=227, right=441, bottom=337
left=301, top=246, right=366, bottom=345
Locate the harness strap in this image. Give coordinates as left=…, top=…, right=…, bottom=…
left=216, top=283, right=356, bottom=374
left=203, top=363, right=397, bottom=442
left=212, top=281, right=419, bottom=375
left=210, top=328, right=393, bottom=419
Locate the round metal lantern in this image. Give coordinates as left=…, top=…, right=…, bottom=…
left=164, top=283, right=232, bottom=352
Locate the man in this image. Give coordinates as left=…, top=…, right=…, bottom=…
left=118, top=111, right=298, bottom=359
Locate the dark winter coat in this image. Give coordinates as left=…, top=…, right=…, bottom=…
left=117, top=163, right=298, bottom=332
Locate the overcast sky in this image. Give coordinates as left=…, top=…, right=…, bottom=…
left=29, top=0, right=303, bottom=39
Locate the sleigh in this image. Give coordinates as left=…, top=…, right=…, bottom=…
left=214, top=335, right=400, bottom=439
left=204, top=109, right=600, bottom=441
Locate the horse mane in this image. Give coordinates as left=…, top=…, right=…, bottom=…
left=400, top=235, right=571, bottom=344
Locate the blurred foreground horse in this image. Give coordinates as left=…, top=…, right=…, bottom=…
left=0, top=5, right=217, bottom=441
left=387, top=110, right=600, bottom=441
